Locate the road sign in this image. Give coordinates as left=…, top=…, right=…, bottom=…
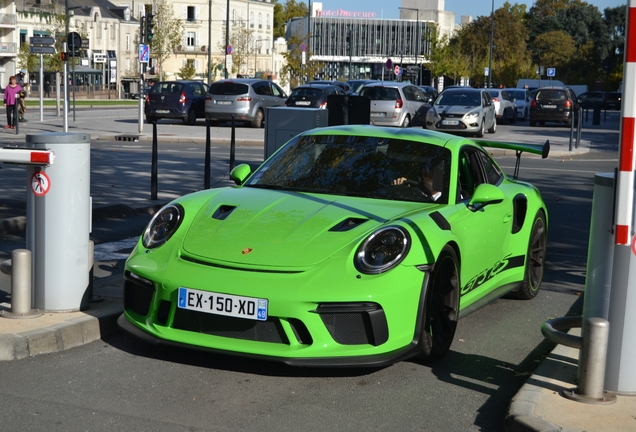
left=227, top=45, right=232, bottom=55
left=484, top=67, right=489, bottom=76
left=386, top=58, right=392, bottom=69
left=31, top=172, right=51, bottom=197
left=301, top=43, right=306, bottom=52
left=302, top=51, right=306, bottom=65
left=394, top=65, right=402, bottom=76
left=67, top=32, right=82, bottom=52
left=30, top=46, right=57, bottom=54
left=139, top=44, right=150, bottom=63
left=30, top=37, right=55, bottom=45
left=547, top=68, right=556, bottom=77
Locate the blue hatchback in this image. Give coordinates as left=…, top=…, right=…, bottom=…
left=145, top=80, right=209, bottom=125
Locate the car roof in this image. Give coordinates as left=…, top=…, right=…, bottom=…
left=213, top=78, right=267, bottom=84
left=363, top=82, right=416, bottom=88
left=294, top=84, right=339, bottom=89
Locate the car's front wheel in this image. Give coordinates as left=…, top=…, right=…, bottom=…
left=509, top=211, right=547, bottom=300
left=476, top=118, right=485, bottom=137
left=418, top=245, right=460, bottom=362
left=488, top=117, right=497, bottom=134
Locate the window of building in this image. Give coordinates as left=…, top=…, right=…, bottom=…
left=126, top=33, right=131, bottom=51
left=250, top=11, right=254, bottom=28
left=97, top=24, right=103, bottom=39
left=258, top=13, right=262, bottom=29
left=187, top=6, right=196, bottom=22
left=232, top=9, right=236, bottom=25
left=186, top=32, right=196, bottom=49
left=111, top=24, right=116, bottom=40
left=267, top=14, right=270, bottom=29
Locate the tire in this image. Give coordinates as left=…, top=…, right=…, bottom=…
left=401, top=115, right=411, bottom=128
left=509, top=211, right=547, bottom=300
left=529, top=120, right=536, bottom=126
left=566, top=117, right=572, bottom=127
left=510, top=108, right=516, bottom=123
left=487, top=117, right=496, bottom=134
left=251, top=109, right=264, bottom=128
left=418, top=245, right=460, bottom=362
left=184, top=109, right=197, bottom=125
left=524, top=108, right=528, bottom=121
left=476, top=118, right=485, bottom=137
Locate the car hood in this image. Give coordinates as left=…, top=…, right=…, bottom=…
left=181, top=187, right=424, bottom=268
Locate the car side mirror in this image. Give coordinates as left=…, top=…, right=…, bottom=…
left=468, top=183, right=504, bottom=211
left=230, top=163, right=252, bottom=185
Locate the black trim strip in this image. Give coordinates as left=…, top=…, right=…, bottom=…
left=180, top=255, right=305, bottom=274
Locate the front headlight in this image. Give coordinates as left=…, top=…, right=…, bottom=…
left=354, top=226, right=411, bottom=274
left=464, top=111, right=479, bottom=119
left=142, top=203, right=185, bottom=249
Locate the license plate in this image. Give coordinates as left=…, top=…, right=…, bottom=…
left=295, top=101, right=311, bottom=106
left=216, top=100, right=231, bottom=105
left=542, top=104, right=557, bottom=109
left=442, top=119, right=459, bottom=125
left=370, top=112, right=385, bottom=117
left=156, top=110, right=170, bottom=114
left=177, top=287, right=268, bottom=321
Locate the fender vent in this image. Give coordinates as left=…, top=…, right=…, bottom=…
left=212, top=205, right=237, bottom=220
left=329, top=217, right=368, bottom=232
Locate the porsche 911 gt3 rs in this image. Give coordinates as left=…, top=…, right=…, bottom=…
left=118, top=125, right=549, bottom=367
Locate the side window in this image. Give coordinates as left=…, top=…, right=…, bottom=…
left=457, top=149, right=484, bottom=201
left=252, top=82, right=267, bottom=95
left=271, top=84, right=282, bottom=97
left=191, top=84, right=203, bottom=96
left=477, top=151, right=503, bottom=185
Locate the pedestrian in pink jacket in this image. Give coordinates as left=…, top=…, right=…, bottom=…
left=3, top=76, right=22, bottom=129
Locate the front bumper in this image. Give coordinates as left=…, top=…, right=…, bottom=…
left=119, top=251, right=431, bottom=367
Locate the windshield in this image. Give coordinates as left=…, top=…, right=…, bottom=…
left=150, top=82, right=184, bottom=95
left=436, top=91, right=481, bottom=107
left=290, top=88, right=324, bottom=100
left=508, top=90, right=527, bottom=100
left=245, top=134, right=451, bottom=204
left=209, top=82, right=249, bottom=95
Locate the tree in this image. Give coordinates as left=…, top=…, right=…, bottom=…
left=272, top=1, right=285, bottom=38
left=17, top=43, right=39, bottom=75
left=178, top=59, right=196, bottom=80
left=147, top=0, right=184, bottom=81
left=217, top=24, right=254, bottom=76
left=281, top=30, right=321, bottom=87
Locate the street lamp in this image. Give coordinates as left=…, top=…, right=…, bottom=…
left=225, top=0, right=230, bottom=78
left=488, top=0, right=494, bottom=88
left=254, top=39, right=266, bottom=77
left=399, top=7, right=420, bottom=85
left=207, top=0, right=212, bottom=84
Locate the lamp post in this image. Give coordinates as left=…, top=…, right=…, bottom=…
left=254, top=38, right=265, bottom=77
left=487, top=0, right=494, bottom=88
left=207, top=0, right=212, bottom=84
left=399, top=7, right=420, bottom=85
left=225, top=0, right=230, bottom=78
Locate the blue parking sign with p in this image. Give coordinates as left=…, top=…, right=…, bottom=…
left=547, top=68, right=555, bottom=77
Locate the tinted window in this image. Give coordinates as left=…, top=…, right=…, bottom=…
left=191, top=84, right=204, bottom=96
left=536, top=90, right=566, bottom=101
left=290, top=88, right=324, bottom=100
left=477, top=151, right=503, bottom=185
left=209, top=82, right=250, bottom=95
left=151, top=82, right=184, bottom=94
left=360, top=87, right=400, bottom=100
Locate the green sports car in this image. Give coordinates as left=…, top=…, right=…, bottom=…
left=118, top=125, right=549, bottom=367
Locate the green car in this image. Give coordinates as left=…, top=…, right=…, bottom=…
left=118, top=125, right=549, bottom=367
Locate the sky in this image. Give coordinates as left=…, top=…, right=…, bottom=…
left=314, top=0, right=628, bottom=23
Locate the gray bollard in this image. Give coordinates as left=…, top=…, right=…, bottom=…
left=563, top=318, right=616, bottom=404
left=0, top=249, right=42, bottom=319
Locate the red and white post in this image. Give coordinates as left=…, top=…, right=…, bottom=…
left=606, top=0, right=636, bottom=394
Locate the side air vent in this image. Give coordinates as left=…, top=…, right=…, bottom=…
left=212, top=205, right=237, bottom=220
left=329, top=217, right=368, bottom=232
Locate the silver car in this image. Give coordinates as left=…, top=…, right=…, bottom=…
left=425, top=88, right=496, bottom=137
left=205, top=79, right=288, bottom=128
left=359, top=82, right=428, bottom=128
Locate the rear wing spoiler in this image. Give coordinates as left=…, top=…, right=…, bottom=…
left=477, top=140, right=550, bottom=159
left=478, top=140, right=550, bottom=180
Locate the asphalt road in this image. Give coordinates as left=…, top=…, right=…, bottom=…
left=0, top=127, right=619, bottom=431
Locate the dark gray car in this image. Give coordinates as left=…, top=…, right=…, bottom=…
left=205, top=79, right=288, bottom=128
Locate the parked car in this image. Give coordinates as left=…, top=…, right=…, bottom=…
left=603, top=92, right=622, bottom=110
left=577, top=91, right=606, bottom=110
left=503, top=88, right=530, bottom=120
left=487, top=89, right=516, bottom=124
left=418, top=85, right=439, bottom=104
left=529, top=86, right=578, bottom=127
left=347, top=79, right=379, bottom=95
left=285, top=84, right=346, bottom=109
left=205, top=78, right=288, bottom=128
left=118, top=124, right=549, bottom=366
left=144, top=80, right=209, bottom=125
left=306, top=80, right=351, bottom=93
left=425, top=87, right=497, bottom=137
left=359, top=82, right=429, bottom=128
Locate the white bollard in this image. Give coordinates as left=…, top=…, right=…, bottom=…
left=0, top=249, right=42, bottom=319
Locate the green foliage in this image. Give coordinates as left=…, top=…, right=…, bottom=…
left=150, top=0, right=185, bottom=80
left=179, top=59, right=196, bottom=80
left=18, top=43, right=40, bottom=73
left=281, top=31, right=322, bottom=88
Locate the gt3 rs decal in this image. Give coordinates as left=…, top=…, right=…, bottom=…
left=461, top=254, right=525, bottom=296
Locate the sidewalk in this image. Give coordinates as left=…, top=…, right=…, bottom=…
left=1, top=107, right=631, bottom=432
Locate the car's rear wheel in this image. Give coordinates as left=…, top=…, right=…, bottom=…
left=251, top=109, right=264, bottom=128
left=184, top=109, right=197, bottom=125
left=401, top=115, right=411, bottom=128
left=566, top=117, right=572, bottom=127
left=418, top=245, right=460, bottom=362
left=509, top=108, right=516, bottom=123
left=529, top=120, right=536, bottom=126
left=509, top=211, right=547, bottom=300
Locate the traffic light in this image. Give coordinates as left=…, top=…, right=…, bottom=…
left=145, top=13, right=155, bottom=42
left=61, top=52, right=69, bottom=62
